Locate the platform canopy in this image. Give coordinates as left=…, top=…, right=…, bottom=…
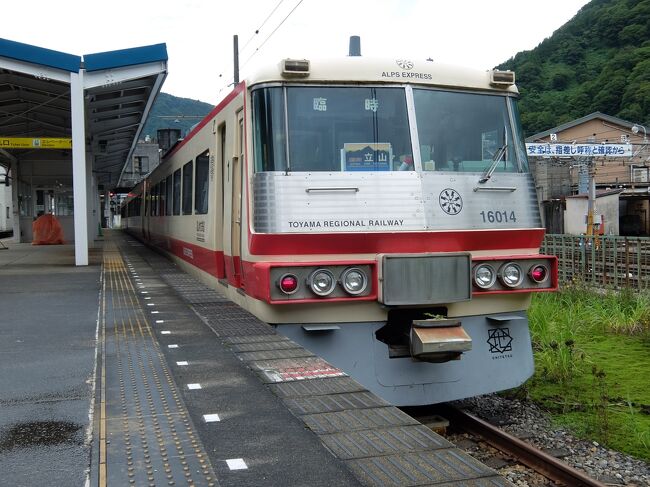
left=0, top=38, right=167, bottom=265
left=0, top=38, right=167, bottom=187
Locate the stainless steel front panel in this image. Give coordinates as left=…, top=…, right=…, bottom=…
left=252, top=171, right=541, bottom=233
left=380, top=253, right=471, bottom=305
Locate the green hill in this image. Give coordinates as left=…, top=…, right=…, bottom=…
left=498, top=0, right=650, bottom=137
left=141, top=92, right=214, bottom=140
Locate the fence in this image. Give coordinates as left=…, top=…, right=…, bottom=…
left=542, top=234, right=650, bottom=290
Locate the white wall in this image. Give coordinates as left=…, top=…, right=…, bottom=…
left=564, top=193, right=620, bottom=235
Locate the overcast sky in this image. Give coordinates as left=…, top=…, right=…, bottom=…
left=5, top=0, right=590, bottom=105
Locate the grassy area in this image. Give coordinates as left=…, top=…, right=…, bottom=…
left=519, top=284, right=650, bottom=460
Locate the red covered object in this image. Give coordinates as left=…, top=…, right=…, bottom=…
left=32, top=214, right=65, bottom=245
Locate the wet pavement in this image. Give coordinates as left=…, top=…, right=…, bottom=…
left=0, top=244, right=101, bottom=486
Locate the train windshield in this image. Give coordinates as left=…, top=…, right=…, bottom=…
left=252, top=86, right=412, bottom=172
left=252, top=85, right=528, bottom=173
left=413, top=89, right=528, bottom=173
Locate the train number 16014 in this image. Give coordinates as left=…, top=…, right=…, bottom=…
left=480, top=210, right=517, bottom=223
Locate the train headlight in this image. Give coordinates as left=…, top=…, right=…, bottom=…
left=340, top=267, right=368, bottom=295
left=473, top=264, right=496, bottom=289
left=529, top=264, right=548, bottom=283
left=308, top=269, right=336, bottom=296
left=278, top=273, right=299, bottom=294
left=499, top=262, right=523, bottom=288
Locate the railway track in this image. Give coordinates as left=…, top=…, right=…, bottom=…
left=435, top=405, right=607, bottom=487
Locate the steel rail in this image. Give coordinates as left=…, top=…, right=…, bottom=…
left=440, top=405, right=607, bottom=487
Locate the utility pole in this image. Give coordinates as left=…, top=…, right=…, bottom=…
left=233, top=35, right=239, bottom=85
left=586, top=158, right=595, bottom=236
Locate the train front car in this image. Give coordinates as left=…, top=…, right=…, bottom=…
left=244, top=58, right=555, bottom=405
left=247, top=58, right=556, bottom=406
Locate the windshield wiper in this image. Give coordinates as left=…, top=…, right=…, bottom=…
left=478, top=144, right=507, bottom=183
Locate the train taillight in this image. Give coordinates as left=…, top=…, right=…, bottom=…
left=529, top=264, right=548, bottom=283
left=278, top=274, right=299, bottom=294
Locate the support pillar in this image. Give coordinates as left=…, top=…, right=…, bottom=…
left=86, top=155, right=96, bottom=248
left=71, top=70, right=88, bottom=265
left=9, top=158, right=19, bottom=243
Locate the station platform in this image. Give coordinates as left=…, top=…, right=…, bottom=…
left=0, top=232, right=512, bottom=487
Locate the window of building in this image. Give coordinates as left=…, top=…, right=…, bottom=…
left=194, top=150, right=210, bottom=214
left=182, top=161, right=193, bottom=215
left=134, top=156, right=149, bottom=174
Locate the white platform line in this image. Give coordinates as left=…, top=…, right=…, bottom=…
left=187, top=383, right=202, bottom=390
left=155, top=320, right=164, bottom=324
left=167, top=344, right=178, bottom=349
left=226, top=458, right=247, bottom=470
left=203, top=414, right=220, bottom=423
left=161, top=331, right=171, bottom=335
left=176, top=361, right=188, bottom=366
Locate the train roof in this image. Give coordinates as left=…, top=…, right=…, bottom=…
left=246, top=56, right=519, bottom=94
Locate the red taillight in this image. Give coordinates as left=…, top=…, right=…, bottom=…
left=529, top=265, right=548, bottom=283
left=278, top=274, right=299, bottom=294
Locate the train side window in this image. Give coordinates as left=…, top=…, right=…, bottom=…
left=182, top=161, right=193, bottom=215
left=152, top=183, right=158, bottom=216
left=173, top=169, right=181, bottom=215
left=160, top=180, right=166, bottom=216
left=166, top=175, right=173, bottom=216
left=194, top=150, right=209, bottom=215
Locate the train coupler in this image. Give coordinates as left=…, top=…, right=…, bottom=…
left=410, top=319, right=472, bottom=363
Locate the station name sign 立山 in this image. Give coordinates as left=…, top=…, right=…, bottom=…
left=525, top=143, right=632, bottom=158
left=0, top=137, right=72, bottom=149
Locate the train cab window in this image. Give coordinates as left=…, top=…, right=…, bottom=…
left=173, top=169, right=181, bottom=215
left=182, top=161, right=193, bottom=215
left=252, top=88, right=287, bottom=171
left=194, top=150, right=209, bottom=214
left=166, top=175, right=173, bottom=216
left=413, top=89, right=529, bottom=174
left=289, top=87, right=411, bottom=172
left=252, top=86, right=412, bottom=172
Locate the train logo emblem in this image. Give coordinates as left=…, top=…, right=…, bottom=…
left=439, top=188, right=463, bottom=215
left=487, top=328, right=513, bottom=354
left=396, top=59, right=413, bottom=70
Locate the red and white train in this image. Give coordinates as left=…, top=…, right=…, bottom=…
left=122, top=56, right=557, bottom=406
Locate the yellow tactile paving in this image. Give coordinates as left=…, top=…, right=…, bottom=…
left=99, top=243, right=216, bottom=486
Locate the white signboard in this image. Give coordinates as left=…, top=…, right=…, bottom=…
left=526, top=143, right=632, bottom=158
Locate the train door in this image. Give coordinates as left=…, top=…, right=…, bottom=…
left=230, top=110, right=244, bottom=287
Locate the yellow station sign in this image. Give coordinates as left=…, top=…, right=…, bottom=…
left=0, top=137, right=72, bottom=149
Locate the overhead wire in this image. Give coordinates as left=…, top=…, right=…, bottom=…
left=239, top=0, right=286, bottom=54
left=240, top=0, right=305, bottom=71
left=215, top=0, right=305, bottom=99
